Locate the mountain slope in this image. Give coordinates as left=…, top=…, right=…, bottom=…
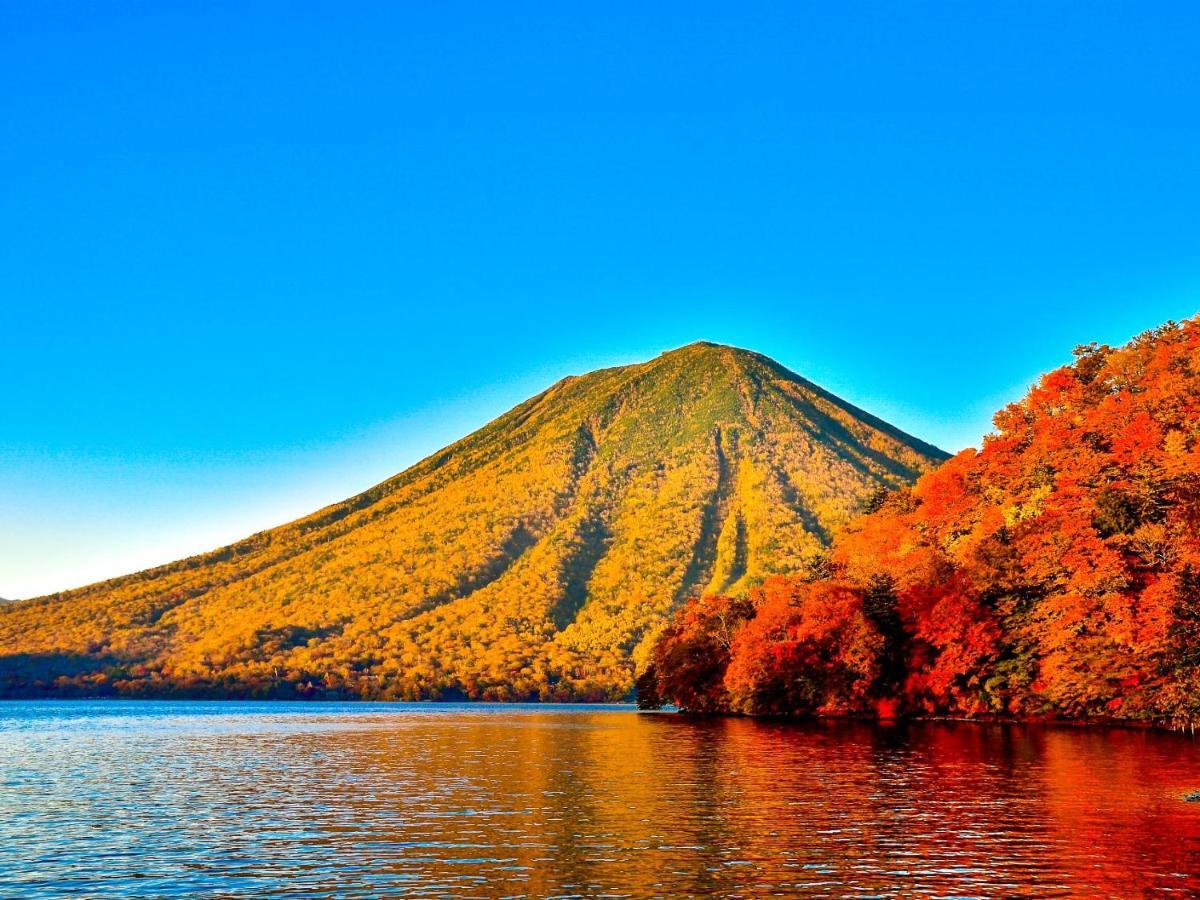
left=1, top=342, right=947, bottom=700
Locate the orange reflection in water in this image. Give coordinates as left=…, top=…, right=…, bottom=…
left=2, top=702, right=1199, bottom=897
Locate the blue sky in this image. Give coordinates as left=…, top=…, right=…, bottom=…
left=3, top=3, right=1199, bottom=598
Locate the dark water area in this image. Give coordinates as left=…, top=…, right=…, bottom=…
left=2, top=701, right=1199, bottom=897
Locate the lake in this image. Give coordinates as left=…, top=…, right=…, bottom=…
left=1, top=701, right=1199, bottom=897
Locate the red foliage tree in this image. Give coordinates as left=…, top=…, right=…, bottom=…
left=723, top=579, right=883, bottom=716
left=638, top=594, right=754, bottom=712
left=647, top=318, right=1200, bottom=727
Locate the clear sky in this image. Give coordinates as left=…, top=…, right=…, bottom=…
left=3, top=3, right=1199, bottom=599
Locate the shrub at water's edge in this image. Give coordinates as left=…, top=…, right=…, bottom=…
left=640, top=318, right=1200, bottom=729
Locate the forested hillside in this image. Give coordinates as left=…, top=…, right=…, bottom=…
left=642, top=320, right=1200, bottom=728
left=0, top=342, right=946, bottom=700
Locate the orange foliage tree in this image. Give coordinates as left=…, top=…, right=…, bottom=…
left=723, top=578, right=883, bottom=716
left=643, top=319, right=1200, bottom=728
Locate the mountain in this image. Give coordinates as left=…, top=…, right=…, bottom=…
left=0, top=342, right=947, bottom=700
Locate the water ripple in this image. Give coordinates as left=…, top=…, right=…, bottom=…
left=1, top=701, right=1199, bottom=897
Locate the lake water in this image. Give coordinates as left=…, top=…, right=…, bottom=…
left=2, top=702, right=1199, bottom=897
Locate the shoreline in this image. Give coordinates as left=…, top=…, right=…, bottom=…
left=3, top=694, right=1196, bottom=734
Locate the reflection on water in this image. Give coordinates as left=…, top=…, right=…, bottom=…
left=1, top=701, right=1199, bottom=897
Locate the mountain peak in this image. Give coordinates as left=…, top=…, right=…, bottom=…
left=657, top=339, right=746, bottom=361
left=1, top=345, right=948, bottom=701
left=666, top=339, right=727, bottom=352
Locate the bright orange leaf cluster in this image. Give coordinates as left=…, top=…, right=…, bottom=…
left=643, top=319, right=1200, bottom=727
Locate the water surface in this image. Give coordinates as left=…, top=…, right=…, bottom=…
left=2, top=701, right=1199, bottom=897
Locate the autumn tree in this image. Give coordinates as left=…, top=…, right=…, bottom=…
left=639, top=594, right=754, bottom=712
left=647, top=318, right=1200, bottom=728
left=723, top=579, right=883, bottom=716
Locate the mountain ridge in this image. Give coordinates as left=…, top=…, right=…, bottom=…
left=1, top=342, right=948, bottom=700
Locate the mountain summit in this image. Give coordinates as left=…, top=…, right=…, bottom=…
left=1, top=343, right=947, bottom=700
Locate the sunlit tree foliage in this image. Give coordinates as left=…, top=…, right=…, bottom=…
left=646, top=319, right=1200, bottom=728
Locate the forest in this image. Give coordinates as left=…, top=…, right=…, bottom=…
left=0, top=342, right=943, bottom=701
left=639, top=319, right=1200, bottom=729
left=6, top=317, right=1199, bottom=726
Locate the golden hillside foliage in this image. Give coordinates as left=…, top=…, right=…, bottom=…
left=0, top=342, right=946, bottom=700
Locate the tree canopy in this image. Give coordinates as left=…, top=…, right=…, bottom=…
left=643, top=319, right=1200, bottom=728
